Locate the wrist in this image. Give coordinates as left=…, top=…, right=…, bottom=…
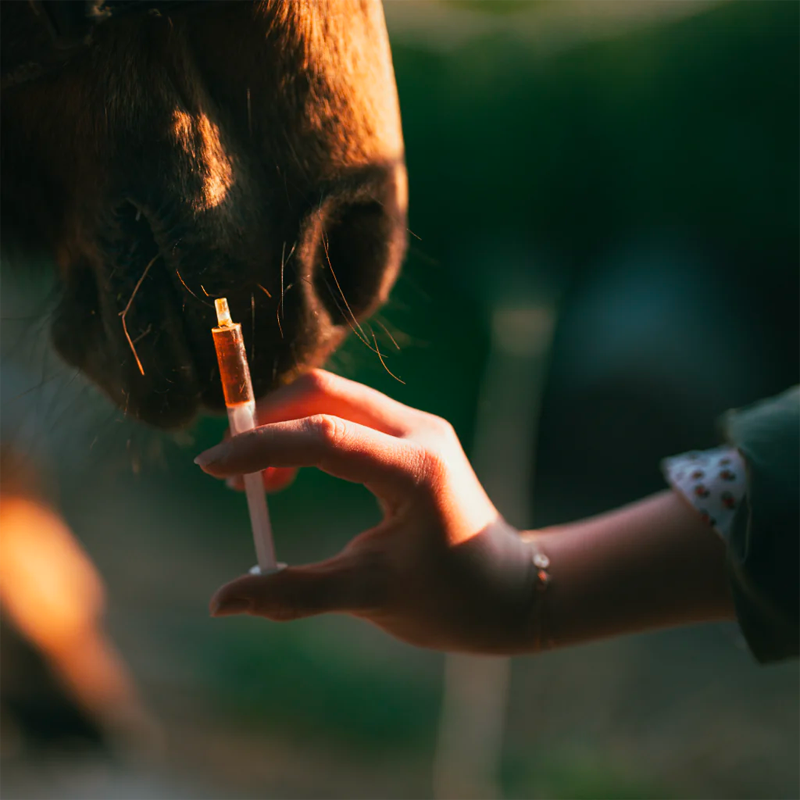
left=443, top=521, right=549, bottom=655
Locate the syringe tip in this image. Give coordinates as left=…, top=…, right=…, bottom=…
left=215, top=297, right=232, bottom=327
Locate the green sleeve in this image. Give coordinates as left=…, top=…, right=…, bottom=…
left=722, top=386, right=799, bottom=663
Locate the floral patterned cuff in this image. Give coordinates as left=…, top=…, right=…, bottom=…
left=661, top=446, right=747, bottom=542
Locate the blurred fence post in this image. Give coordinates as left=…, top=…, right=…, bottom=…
left=433, top=302, right=557, bottom=799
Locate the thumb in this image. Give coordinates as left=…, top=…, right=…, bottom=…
left=209, top=553, right=381, bottom=621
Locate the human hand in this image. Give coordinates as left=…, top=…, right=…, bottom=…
left=196, top=370, right=540, bottom=654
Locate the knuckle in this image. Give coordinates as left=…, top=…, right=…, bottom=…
left=433, top=416, right=458, bottom=442
left=416, top=412, right=457, bottom=444
left=308, top=413, right=346, bottom=447
left=401, top=443, right=430, bottom=487
left=416, top=446, right=449, bottom=489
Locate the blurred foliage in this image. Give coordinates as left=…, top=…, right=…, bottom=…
left=501, top=751, right=671, bottom=800
left=393, top=0, right=797, bottom=276
left=445, top=0, right=543, bottom=15
left=202, top=622, right=440, bottom=751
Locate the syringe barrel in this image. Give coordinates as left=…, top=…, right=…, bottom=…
left=211, top=299, right=281, bottom=574
left=212, top=323, right=254, bottom=407
left=226, top=399, right=257, bottom=436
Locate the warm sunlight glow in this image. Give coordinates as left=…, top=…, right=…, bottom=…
left=171, top=109, right=234, bottom=209
left=0, top=496, right=157, bottom=747
left=0, top=497, right=103, bottom=648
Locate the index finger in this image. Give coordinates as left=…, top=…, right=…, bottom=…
left=253, top=370, right=416, bottom=436
left=196, top=414, right=427, bottom=505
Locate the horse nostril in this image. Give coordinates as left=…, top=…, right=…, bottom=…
left=314, top=198, right=404, bottom=325
left=108, top=199, right=159, bottom=265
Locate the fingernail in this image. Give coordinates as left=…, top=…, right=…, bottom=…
left=194, top=444, right=226, bottom=467
left=210, top=597, right=252, bottom=617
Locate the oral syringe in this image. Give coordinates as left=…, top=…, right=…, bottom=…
left=212, top=297, right=280, bottom=575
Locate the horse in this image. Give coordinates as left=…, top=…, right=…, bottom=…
left=1, top=0, right=408, bottom=753
left=1, top=0, right=408, bottom=428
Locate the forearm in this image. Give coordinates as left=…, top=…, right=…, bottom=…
left=524, top=490, right=736, bottom=650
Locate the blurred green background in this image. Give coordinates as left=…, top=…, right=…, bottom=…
left=2, top=1, right=798, bottom=798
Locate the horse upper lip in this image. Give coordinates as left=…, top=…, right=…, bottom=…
left=109, top=199, right=280, bottom=421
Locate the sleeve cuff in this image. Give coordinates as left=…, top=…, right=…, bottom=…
left=661, top=446, right=747, bottom=542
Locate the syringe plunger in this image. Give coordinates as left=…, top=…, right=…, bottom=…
left=215, top=297, right=232, bottom=327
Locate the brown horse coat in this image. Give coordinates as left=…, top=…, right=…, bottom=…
left=1, top=0, right=407, bottom=427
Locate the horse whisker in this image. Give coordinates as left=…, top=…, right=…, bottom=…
left=277, top=241, right=286, bottom=338
left=119, top=254, right=158, bottom=376
left=321, top=279, right=374, bottom=350
left=374, top=319, right=401, bottom=351
left=131, top=323, right=153, bottom=345
left=250, top=291, right=255, bottom=364
left=246, top=87, right=253, bottom=138
left=175, top=267, right=214, bottom=307
left=279, top=241, right=286, bottom=321
left=321, top=231, right=373, bottom=348
left=370, top=327, right=404, bottom=384
left=317, top=254, right=405, bottom=384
